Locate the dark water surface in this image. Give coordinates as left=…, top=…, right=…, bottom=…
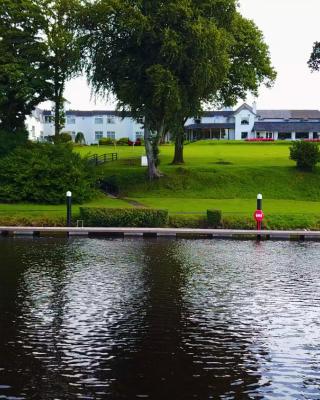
left=0, top=238, right=320, bottom=399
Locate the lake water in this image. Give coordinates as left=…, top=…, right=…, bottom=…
left=0, top=238, right=320, bottom=399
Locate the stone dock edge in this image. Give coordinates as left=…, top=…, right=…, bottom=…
left=0, top=227, right=319, bottom=241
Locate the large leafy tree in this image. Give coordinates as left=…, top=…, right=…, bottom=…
left=43, top=0, right=83, bottom=136
left=0, top=0, right=52, bottom=133
left=308, top=42, right=320, bottom=72
left=84, top=0, right=275, bottom=177
left=170, top=12, right=276, bottom=164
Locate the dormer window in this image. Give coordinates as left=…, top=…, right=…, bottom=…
left=194, top=117, right=201, bottom=124
left=241, top=119, right=249, bottom=125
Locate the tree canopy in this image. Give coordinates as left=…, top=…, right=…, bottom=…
left=0, top=0, right=52, bottom=132
left=84, top=0, right=276, bottom=176
left=308, top=42, right=320, bottom=72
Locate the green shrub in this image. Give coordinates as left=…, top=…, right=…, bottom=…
left=80, top=207, right=168, bottom=227
left=117, top=137, right=129, bottom=146
left=53, top=132, right=73, bottom=143
left=289, top=141, right=320, bottom=171
left=207, top=209, right=222, bottom=227
left=75, top=132, right=86, bottom=144
left=0, top=129, right=29, bottom=157
left=0, top=215, right=66, bottom=227
left=99, top=137, right=115, bottom=146
left=0, top=143, right=97, bottom=204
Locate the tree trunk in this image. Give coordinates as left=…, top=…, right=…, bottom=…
left=144, top=122, right=162, bottom=180
left=172, top=129, right=184, bottom=164
left=54, top=94, right=61, bottom=137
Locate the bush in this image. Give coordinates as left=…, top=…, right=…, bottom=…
left=289, top=141, right=320, bottom=171
left=117, top=137, right=130, bottom=146
left=99, top=137, right=115, bottom=146
left=80, top=207, right=168, bottom=227
left=0, top=143, right=97, bottom=204
left=207, top=209, right=222, bottom=227
left=75, top=132, right=86, bottom=145
left=0, top=129, right=29, bottom=157
left=53, top=132, right=73, bottom=144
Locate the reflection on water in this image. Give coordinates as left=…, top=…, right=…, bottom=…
left=0, top=238, right=320, bottom=399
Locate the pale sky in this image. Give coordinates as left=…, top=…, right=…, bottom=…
left=59, top=0, right=320, bottom=111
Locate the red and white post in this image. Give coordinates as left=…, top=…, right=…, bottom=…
left=254, top=194, right=264, bottom=231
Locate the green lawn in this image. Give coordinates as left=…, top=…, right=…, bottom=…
left=2, top=141, right=320, bottom=227
left=133, top=197, right=320, bottom=215
left=0, top=196, right=131, bottom=217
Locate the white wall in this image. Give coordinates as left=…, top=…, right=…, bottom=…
left=234, top=108, right=255, bottom=140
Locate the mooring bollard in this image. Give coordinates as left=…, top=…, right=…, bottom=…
left=254, top=193, right=264, bottom=239
left=66, top=191, right=72, bottom=227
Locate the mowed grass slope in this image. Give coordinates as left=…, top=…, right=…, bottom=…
left=78, top=142, right=320, bottom=206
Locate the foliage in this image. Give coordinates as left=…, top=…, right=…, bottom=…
left=43, top=0, right=84, bottom=135
left=99, top=137, right=114, bottom=146
left=0, top=143, right=97, bottom=204
left=84, top=0, right=276, bottom=174
left=79, top=207, right=168, bottom=227
left=308, top=42, right=320, bottom=71
left=53, top=132, right=72, bottom=143
left=289, top=141, right=320, bottom=171
left=75, top=131, right=86, bottom=144
left=0, top=129, right=29, bottom=157
left=117, top=137, right=130, bottom=146
left=207, top=210, right=222, bottom=228
left=0, top=0, right=52, bottom=132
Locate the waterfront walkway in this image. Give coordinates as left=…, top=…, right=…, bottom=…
left=1, top=226, right=320, bottom=241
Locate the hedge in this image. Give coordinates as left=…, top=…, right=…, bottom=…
left=207, top=209, right=222, bottom=228
left=80, top=207, right=168, bottom=227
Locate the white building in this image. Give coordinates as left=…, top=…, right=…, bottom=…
left=26, top=102, right=320, bottom=143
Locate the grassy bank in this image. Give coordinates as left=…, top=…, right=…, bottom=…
left=1, top=141, right=320, bottom=229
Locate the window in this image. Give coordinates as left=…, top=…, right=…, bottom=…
left=95, top=117, right=103, bottom=124
left=107, top=116, right=115, bottom=124
left=194, top=117, right=201, bottom=124
left=313, top=132, right=319, bottom=139
left=107, top=131, right=115, bottom=139
left=241, top=132, right=248, bottom=139
left=241, top=119, right=249, bottom=125
left=95, top=131, right=103, bottom=140
left=135, top=131, right=143, bottom=139
left=67, top=116, right=76, bottom=124
left=296, top=132, right=309, bottom=140
left=278, top=132, right=291, bottom=140
left=137, top=117, right=144, bottom=124
left=44, top=115, right=52, bottom=123
left=266, top=132, right=273, bottom=139
left=31, top=126, right=36, bottom=138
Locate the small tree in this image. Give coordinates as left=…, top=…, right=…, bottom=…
left=289, top=141, right=320, bottom=171
left=75, top=131, right=86, bottom=144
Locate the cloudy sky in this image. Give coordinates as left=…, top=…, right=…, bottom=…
left=61, top=0, right=320, bottom=110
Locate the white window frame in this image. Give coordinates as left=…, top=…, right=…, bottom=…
left=95, top=117, right=103, bottom=124
left=95, top=131, right=103, bottom=140
left=67, top=116, right=76, bottom=124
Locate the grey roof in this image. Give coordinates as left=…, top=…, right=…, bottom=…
left=66, top=110, right=129, bottom=117
left=185, top=123, right=234, bottom=130
left=254, top=122, right=320, bottom=132
left=257, top=110, right=320, bottom=119
left=202, top=111, right=234, bottom=117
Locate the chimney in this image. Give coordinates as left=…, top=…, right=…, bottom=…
left=252, top=101, right=257, bottom=114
